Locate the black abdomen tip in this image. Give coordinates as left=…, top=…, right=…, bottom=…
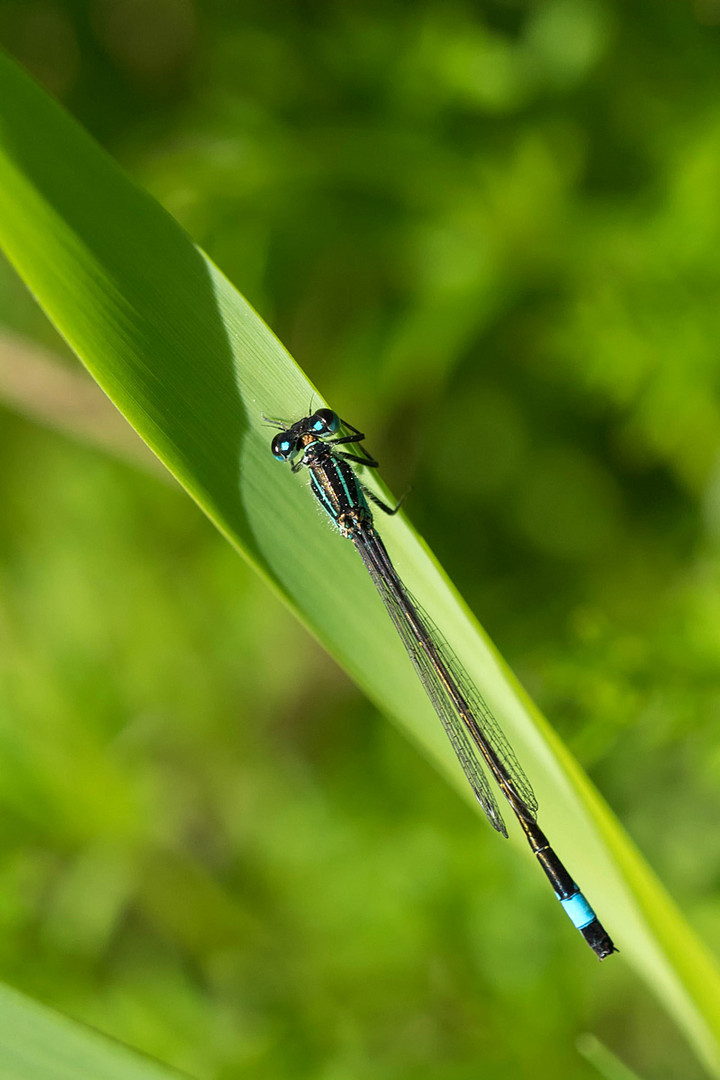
left=581, top=919, right=617, bottom=960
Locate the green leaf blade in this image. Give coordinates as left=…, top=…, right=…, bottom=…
left=0, top=983, right=189, bottom=1080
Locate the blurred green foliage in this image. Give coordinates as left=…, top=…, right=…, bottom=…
left=1, top=1, right=720, bottom=1077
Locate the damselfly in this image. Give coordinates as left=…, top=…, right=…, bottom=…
left=268, top=407, right=616, bottom=960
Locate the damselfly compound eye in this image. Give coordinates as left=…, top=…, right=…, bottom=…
left=311, top=409, right=340, bottom=435
left=271, top=432, right=297, bottom=460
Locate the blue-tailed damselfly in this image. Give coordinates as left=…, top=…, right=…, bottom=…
left=268, top=407, right=616, bottom=961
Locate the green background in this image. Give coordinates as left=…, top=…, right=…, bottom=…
left=1, top=1, right=719, bottom=1077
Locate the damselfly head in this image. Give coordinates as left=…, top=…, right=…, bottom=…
left=268, top=408, right=341, bottom=461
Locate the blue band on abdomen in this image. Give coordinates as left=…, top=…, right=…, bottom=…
left=559, top=890, right=595, bottom=930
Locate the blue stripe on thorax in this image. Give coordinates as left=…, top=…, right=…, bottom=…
left=336, top=461, right=367, bottom=510
left=309, top=456, right=370, bottom=524
left=310, top=471, right=339, bottom=519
